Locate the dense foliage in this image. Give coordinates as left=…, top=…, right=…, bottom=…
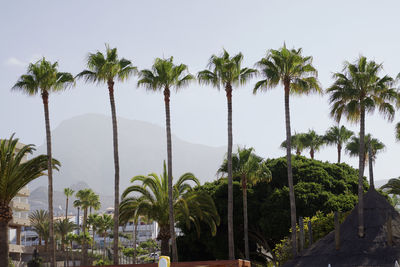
left=177, top=156, right=366, bottom=262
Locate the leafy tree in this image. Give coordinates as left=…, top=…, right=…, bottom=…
left=77, top=45, right=136, bottom=265
left=324, top=125, right=354, bottom=163
left=137, top=57, right=194, bottom=261
left=64, top=188, right=74, bottom=219
left=327, top=56, right=397, bottom=237
left=13, top=58, right=73, bottom=267
left=0, top=135, right=58, bottom=267
left=254, top=45, right=321, bottom=255
left=178, top=156, right=362, bottom=262
left=121, top=162, right=219, bottom=257
left=198, top=50, right=256, bottom=259
left=218, top=147, right=271, bottom=259
left=280, top=133, right=307, bottom=156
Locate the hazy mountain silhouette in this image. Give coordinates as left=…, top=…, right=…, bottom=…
left=29, top=114, right=227, bottom=195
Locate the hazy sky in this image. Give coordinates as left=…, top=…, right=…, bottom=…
left=1, top=0, right=400, bottom=182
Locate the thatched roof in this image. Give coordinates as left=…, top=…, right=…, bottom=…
left=283, top=189, right=400, bottom=267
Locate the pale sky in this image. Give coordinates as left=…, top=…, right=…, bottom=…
left=1, top=0, right=400, bottom=182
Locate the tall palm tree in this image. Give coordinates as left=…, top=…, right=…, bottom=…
left=218, top=147, right=271, bottom=260
left=280, top=133, right=307, bottom=156
left=73, top=188, right=93, bottom=265
left=327, top=56, right=397, bottom=237
left=120, top=162, right=220, bottom=257
left=301, top=130, right=325, bottom=160
left=12, top=58, right=73, bottom=267
left=0, top=135, right=58, bottom=267
left=324, top=125, right=354, bottom=163
left=54, top=218, right=76, bottom=252
left=64, top=188, right=74, bottom=219
left=254, top=45, right=321, bottom=255
left=137, top=57, right=194, bottom=261
left=76, top=45, right=136, bottom=265
left=198, top=50, right=256, bottom=259
left=29, top=209, right=50, bottom=247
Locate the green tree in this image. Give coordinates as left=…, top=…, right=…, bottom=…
left=0, top=135, right=58, bottom=267
left=327, top=56, right=397, bottom=237
left=87, top=213, right=100, bottom=252
left=120, top=162, right=219, bottom=257
left=88, top=192, right=101, bottom=215
left=95, top=214, right=113, bottom=258
left=218, top=147, right=271, bottom=260
left=54, top=218, right=76, bottom=251
left=198, top=50, right=256, bottom=259
left=76, top=45, right=136, bottom=265
left=29, top=209, right=50, bottom=248
left=301, top=130, right=325, bottom=160
left=137, top=57, right=194, bottom=261
left=382, top=178, right=400, bottom=195
left=12, top=58, right=73, bottom=267
left=324, top=125, right=354, bottom=163
left=280, top=133, right=307, bottom=156
left=73, top=188, right=95, bottom=265
left=64, top=188, right=74, bottom=219
left=254, top=45, right=321, bottom=255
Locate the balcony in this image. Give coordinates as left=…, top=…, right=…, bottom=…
left=9, top=244, right=34, bottom=254
left=16, top=187, right=29, bottom=197
left=10, top=217, right=30, bottom=227
left=10, top=200, right=30, bottom=211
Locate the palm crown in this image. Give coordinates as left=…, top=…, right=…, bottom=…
left=345, top=134, right=385, bottom=162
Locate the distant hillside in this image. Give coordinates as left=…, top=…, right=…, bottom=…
left=29, top=114, right=228, bottom=195
left=29, top=181, right=114, bottom=214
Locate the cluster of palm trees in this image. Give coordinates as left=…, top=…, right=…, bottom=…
left=11, top=43, right=400, bottom=262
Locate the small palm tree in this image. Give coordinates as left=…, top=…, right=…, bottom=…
left=96, top=214, right=114, bottom=259
left=0, top=135, right=58, bottom=267
left=73, top=188, right=94, bottom=265
left=120, top=162, right=219, bottom=257
left=218, top=147, right=271, bottom=260
left=13, top=58, right=73, bottom=267
left=280, top=133, right=307, bottom=156
left=77, top=45, right=136, bottom=265
left=29, top=209, right=50, bottom=247
left=324, top=125, right=354, bottom=163
left=254, top=44, right=321, bottom=255
left=198, top=50, right=256, bottom=259
left=64, top=188, right=74, bottom=219
left=54, top=218, right=76, bottom=251
left=137, top=57, right=194, bottom=261
left=87, top=213, right=100, bottom=252
left=88, top=192, right=101, bottom=215
left=327, top=56, right=397, bottom=237
left=301, top=130, right=325, bottom=160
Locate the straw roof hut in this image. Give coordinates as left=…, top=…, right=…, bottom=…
left=283, top=188, right=400, bottom=267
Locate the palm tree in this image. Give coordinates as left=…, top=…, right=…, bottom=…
left=327, top=56, right=397, bottom=237
left=12, top=58, right=73, bottom=267
left=218, top=147, right=271, bottom=260
left=119, top=199, right=140, bottom=263
left=254, top=44, right=321, bottom=255
left=87, top=213, right=100, bottom=252
left=95, top=214, right=114, bottom=259
left=137, top=57, right=194, bottom=261
left=382, top=178, right=400, bottom=195
left=29, top=209, right=50, bottom=247
left=76, top=45, right=136, bottom=265
left=324, top=125, right=354, bottom=163
left=301, top=130, right=325, bottom=160
left=54, top=218, right=76, bottom=252
left=198, top=50, right=256, bottom=259
left=395, top=122, right=400, bottom=141
left=73, top=188, right=93, bottom=265
left=88, top=191, right=101, bottom=215
left=346, top=134, right=385, bottom=164
left=0, top=135, right=58, bottom=267
left=280, top=133, right=307, bottom=156
left=64, top=188, right=74, bottom=219
left=120, top=162, right=220, bottom=257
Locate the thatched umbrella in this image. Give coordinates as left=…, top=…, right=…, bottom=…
left=283, top=189, right=400, bottom=267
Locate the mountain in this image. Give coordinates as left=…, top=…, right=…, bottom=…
left=29, top=114, right=227, bottom=195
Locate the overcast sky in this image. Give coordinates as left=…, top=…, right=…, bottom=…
left=1, top=0, right=400, bottom=182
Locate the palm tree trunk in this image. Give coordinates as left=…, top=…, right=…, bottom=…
left=164, top=87, right=178, bottom=261
left=108, top=80, right=120, bottom=265
left=242, top=176, right=249, bottom=260
left=65, top=197, right=69, bottom=220
left=158, top=226, right=171, bottom=256
left=368, top=142, right=374, bottom=189
left=133, top=221, right=137, bottom=264
left=310, top=149, right=314, bottom=159
left=82, top=208, right=88, bottom=265
left=226, top=83, right=235, bottom=260
left=337, top=144, right=341, bottom=163
left=358, top=107, right=366, bottom=237
left=284, top=81, right=297, bottom=257
left=42, top=91, right=56, bottom=267
left=0, top=204, right=12, bottom=267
